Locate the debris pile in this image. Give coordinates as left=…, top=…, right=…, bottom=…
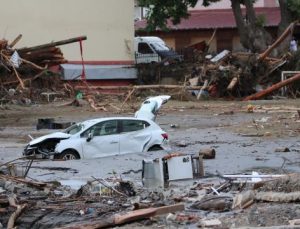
left=0, top=36, right=87, bottom=103
left=132, top=23, right=300, bottom=101
left=2, top=148, right=300, bottom=228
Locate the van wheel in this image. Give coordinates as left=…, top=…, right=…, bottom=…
left=148, top=145, right=163, bottom=151
left=54, top=150, right=80, bottom=160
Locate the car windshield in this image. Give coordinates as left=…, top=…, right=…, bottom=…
left=63, top=123, right=84, bottom=135
left=150, top=42, right=169, bottom=51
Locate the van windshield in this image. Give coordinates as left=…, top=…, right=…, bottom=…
left=150, top=43, right=169, bottom=51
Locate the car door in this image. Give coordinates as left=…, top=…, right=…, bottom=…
left=81, top=120, right=119, bottom=158
left=119, top=119, right=151, bottom=154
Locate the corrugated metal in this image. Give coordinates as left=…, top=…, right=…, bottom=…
left=135, top=7, right=281, bottom=31
left=60, top=64, right=137, bottom=80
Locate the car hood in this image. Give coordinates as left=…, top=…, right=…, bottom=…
left=28, top=132, right=71, bottom=146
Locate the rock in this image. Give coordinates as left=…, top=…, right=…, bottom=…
left=199, top=148, right=216, bottom=159
left=199, top=218, right=222, bottom=227
left=166, top=213, right=176, bottom=222
left=275, top=147, right=290, bottom=152
left=8, top=88, right=16, bottom=96
left=176, top=140, right=188, bottom=147
left=170, top=124, right=179, bottom=128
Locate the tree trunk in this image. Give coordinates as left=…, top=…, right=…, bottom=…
left=231, top=0, right=249, bottom=49
left=230, top=0, right=272, bottom=53
left=276, top=0, right=294, bottom=54
left=278, top=0, right=294, bottom=36
left=244, top=0, right=256, bottom=24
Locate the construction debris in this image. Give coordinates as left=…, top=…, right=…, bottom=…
left=0, top=35, right=87, bottom=104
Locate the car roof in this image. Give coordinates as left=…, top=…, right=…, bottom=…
left=80, top=117, right=154, bottom=127
left=135, top=36, right=165, bottom=43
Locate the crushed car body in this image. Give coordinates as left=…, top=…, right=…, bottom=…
left=23, top=95, right=171, bottom=160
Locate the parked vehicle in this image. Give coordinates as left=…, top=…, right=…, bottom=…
left=23, top=96, right=171, bottom=160
left=134, top=36, right=183, bottom=64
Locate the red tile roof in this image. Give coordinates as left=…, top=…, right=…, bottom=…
left=135, top=7, right=281, bottom=31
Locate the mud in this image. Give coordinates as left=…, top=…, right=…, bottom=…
left=0, top=98, right=299, bottom=227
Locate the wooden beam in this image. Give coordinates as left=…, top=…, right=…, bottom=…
left=243, top=73, right=300, bottom=101
left=258, top=21, right=297, bottom=61
left=56, top=204, right=184, bottom=229
left=17, top=36, right=87, bottom=53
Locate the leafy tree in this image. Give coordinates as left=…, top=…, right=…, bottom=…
left=138, top=0, right=198, bottom=31
left=138, top=0, right=299, bottom=53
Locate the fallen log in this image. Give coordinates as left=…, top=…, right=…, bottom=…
left=243, top=73, right=300, bottom=101
left=56, top=204, right=184, bottom=229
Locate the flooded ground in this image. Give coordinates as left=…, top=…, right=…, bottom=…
left=0, top=99, right=299, bottom=181
left=0, top=98, right=299, bottom=228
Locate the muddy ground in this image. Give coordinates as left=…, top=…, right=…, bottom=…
left=0, top=98, right=299, bottom=228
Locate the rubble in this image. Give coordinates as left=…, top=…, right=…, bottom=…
left=0, top=36, right=87, bottom=104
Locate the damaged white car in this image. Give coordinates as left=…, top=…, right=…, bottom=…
left=23, top=95, right=170, bottom=160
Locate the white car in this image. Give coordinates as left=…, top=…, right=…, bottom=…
left=23, top=95, right=170, bottom=160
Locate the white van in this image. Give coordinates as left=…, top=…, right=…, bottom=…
left=134, top=36, right=183, bottom=64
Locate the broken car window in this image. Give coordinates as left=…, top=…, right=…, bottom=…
left=121, top=120, right=150, bottom=133
left=64, top=124, right=84, bottom=135
left=81, top=120, right=118, bottom=137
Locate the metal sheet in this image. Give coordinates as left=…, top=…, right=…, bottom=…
left=60, top=64, right=137, bottom=80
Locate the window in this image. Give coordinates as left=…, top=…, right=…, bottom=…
left=138, top=42, right=154, bottom=54
left=64, top=123, right=84, bottom=135
left=81, top=120, right=118, bottom=137
left=121, top=120, right=150, bottom=133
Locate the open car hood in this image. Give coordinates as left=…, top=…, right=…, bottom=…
left=29, top=132, right=71, bottom=146
left=135, top=95, right=171, bottom=121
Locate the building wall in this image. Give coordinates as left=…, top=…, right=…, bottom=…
left=0, top=0, right=135, bottom=62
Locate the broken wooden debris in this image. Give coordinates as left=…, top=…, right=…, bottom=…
left=0, top=174, right=48, bottom=189
left=57, top=204, right=184, bottom=229
left=0, top=35, right=87, bottom=103
left=258, top=21, right=297, bottom=61
left=7, top=195, right=28, bottom=229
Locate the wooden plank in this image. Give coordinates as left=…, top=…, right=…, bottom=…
left=17, top=36, right=87, bottom=53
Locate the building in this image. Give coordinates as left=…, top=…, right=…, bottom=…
left=0, top=0, right=136, bottom=82
left=135, top=0, right=280, bottom=53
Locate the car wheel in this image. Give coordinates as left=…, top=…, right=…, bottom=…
left=148, top=145, right=163, bottom=151
left=55, top=150, right=80, bottom=160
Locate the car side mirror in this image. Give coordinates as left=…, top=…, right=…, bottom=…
left=87, top=132, right=93, bottom=142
